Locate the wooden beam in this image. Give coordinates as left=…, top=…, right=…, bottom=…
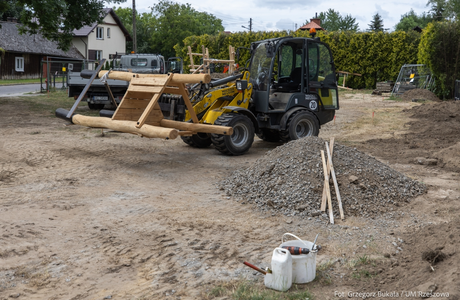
left=321, top=150, right=334, bottom=224
left=160, top=119, right=233, bottom=135
left=188, top=46, right=195, bottom=70
left=326, top=141, right=344, bottom=220
left=321, top=137, right=335, bottom=210
left=72, top=114, right=178, bottom=139
left=98, top=71, right=211, bottom=84
left=176, top=82, right=198, bottom=123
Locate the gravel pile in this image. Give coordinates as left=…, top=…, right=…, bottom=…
left=220, top=137, right=426, bottom=218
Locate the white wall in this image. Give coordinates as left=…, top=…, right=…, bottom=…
left=87, top=13, right=127, bottom=61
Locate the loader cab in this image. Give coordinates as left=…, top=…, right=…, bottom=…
left=249, top=37, right=339, bottom=115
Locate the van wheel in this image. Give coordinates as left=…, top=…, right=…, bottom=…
left=280, top=110, right=319, bottom=142
left=88, top=103, right=105, bottom=110
left=181, top=133, right=212, bottom=148
left=211, top=113, right=254, bottom=156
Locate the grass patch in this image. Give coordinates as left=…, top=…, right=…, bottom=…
left=0, top=78, right=41, bottom=85
left=0, top=90, right=99, bottom=117
left=314, top=260, right=334, bottom=285
left=204, top=279, right=314, bottom=300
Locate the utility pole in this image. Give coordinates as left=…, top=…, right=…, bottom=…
left=132, top=0, right=137, bottom=53
left=241, top=18, right=252, bottom=32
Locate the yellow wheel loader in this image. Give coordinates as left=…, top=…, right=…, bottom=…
left=56, top=36, right=339, bottom=156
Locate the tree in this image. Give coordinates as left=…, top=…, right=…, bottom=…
left=427, top=0, right=447, bottom=20
left=148, top=0, right=224, bottom=58
left=368, top=13, right=385, bottom=32
left=395, top=9, right=433, bottom=31
left=114, top=7, right=154, bottom=53
left=311, top=9, right=359, bottom=32
left=418, top=20, right=460, bottom=98
left=0, top=0, right=125, bottom=51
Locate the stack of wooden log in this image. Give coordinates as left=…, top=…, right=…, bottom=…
left=372, top=81, right=394, bottom=95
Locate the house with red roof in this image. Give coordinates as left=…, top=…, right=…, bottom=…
left=298, top=18, right=325, bottom=32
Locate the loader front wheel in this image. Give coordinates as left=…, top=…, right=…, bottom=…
left=280, top=110, right=319, bottom=142
left=211, top=113, right=254, bottom=156
left=181, top=133, right=212, bottom=148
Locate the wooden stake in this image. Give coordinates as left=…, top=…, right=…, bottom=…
left=321, top=137, right=334, bottom=211
left=326, top=141, right=344, bottom=220
left=321, top=150, right=334, bottom=224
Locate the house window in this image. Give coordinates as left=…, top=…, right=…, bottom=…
left=95, top=50, right=102, bottom=60
left=107, top=28, right=110, bottom=38
left=96, top=27, right=104, bottom=39
left=15, top=57, right=24, bottom=72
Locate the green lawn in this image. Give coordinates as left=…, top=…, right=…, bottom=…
left=0, top=78, right=42, bottom=85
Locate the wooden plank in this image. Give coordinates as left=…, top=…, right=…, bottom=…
left=129, top=85, right=164, bottom=94
left=321, top=150, right=334, bottom=224
left=326, top=141, right=344, bottom=220
left=124, top=91, right=156, bottom=100
left=203, top=59, right=235, bottom=64
left=321, top=137, right=335, bottom=210
left=135, top=74, right=173, bottom=128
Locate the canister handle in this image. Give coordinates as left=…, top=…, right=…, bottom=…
left=282, top=233, right=310, bottom=248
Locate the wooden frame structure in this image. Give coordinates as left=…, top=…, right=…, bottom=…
left=69, top=70, right=233, bottom=139
left=188, top=45, right=236, bottom=74
left=336, top=71, right=362, bottom=90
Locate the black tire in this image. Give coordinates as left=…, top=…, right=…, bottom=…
left=280, top=110, right=319, bottom=142
left=256, top=128, right=281, bottom=142
left=181, top=133, right=212, bottom=148
left=211, top=113, right=255, bottom=156
left=88, top=103, right=105, bottom=110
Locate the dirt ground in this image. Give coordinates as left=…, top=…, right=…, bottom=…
left=0, top=91, right=459, bottom=300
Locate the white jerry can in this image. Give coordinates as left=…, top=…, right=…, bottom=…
left=264, top=247, right=292, bottom=292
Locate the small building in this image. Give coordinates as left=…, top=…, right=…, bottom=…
left=0, top=20, right=84, bottom=80
left=72, top=8, right=132, bottom=62
left=298, top=18, right=325, bottom=32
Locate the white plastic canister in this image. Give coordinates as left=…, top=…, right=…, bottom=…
left=279, top=233, right=318, bottom=284
left=264, top=247, right=292, bottom=292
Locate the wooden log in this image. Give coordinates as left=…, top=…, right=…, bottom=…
left=321, top=137, right=334, bottom=210
left=72, top=114, right=179, bottom=139
left=160, top=119, right=233, bottom=135
left=321, top=150, right=334, bottom=224
left=326, top=141, right=344, bottom=220
left=98, top=71, right=211, bottom=84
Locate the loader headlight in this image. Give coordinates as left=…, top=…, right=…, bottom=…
left=236, top=80, right=248, bottom=92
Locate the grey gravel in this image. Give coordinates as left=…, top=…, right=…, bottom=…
left=220, top=137, right=426, bottom=218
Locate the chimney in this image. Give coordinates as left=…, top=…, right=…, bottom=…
left=311, top=18, right=321, bottom=26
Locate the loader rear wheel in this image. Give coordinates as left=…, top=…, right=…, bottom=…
left=280, top=110, right=319, bottom=142
left=256, top=129, right=281, bottom=142
left=181, top=133, right=212, bottom=148
left=211, top=113, right=254, bottom=156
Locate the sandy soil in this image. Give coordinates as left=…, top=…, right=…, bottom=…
left=0, top=92, right=459, bottom=299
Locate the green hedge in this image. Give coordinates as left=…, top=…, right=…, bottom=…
left=174, top=30, right=421, bottom=89
left=418, top=21, right=460, bottom=98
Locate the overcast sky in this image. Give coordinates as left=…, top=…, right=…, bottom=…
left=117, top=0, right=429, bottom=32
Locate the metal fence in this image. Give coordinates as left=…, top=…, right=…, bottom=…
left=391, top=64, right=435, bottom=96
